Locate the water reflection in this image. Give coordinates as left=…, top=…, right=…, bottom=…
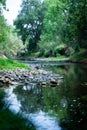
left=4, top=63, right=87, bottom=130
left=4, top=84, right=62, bottom=130
left=4, top=86, right=21, bottom=113
left=28, top=110, right=61, bottom=130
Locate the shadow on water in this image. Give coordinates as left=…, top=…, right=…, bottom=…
left=2, top=61, right=87, bottom=130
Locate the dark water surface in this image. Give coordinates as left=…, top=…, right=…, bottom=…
left=3, top=61, right=87, bottom=130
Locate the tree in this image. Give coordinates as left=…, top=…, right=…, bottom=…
left=0, top=0, right=7, bottom=44
left=62, top=0, right=87, bottom=50
left=39, top=0, right=87, bottom=56
left=14, top=0, right=87, bottom=57
left=14, top=0, right=46, bottom=52
left=38, top=0, right=67, bottom=56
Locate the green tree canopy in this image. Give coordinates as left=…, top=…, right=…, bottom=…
left=0, top=0, right=7, bottom=44
left=38, top=0, right=67, bottom=56
left=62, top=0, right=87, bottom=50
left=14, top=0, right=87, bottom=57
left=14, top=0, right=46, bottom=52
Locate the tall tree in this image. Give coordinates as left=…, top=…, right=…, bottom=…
left=39, top=0, right=67, bottom=54
left=14, top=0, right=46, bottom=52
left=62, top=0, right=87, bottom=50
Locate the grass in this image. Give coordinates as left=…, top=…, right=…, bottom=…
left=0, top=58, right=29, bottom=70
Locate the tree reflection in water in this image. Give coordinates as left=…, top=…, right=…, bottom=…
left=10, top=63, right=87, bottom=130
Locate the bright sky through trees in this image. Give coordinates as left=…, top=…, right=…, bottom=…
left=3, top=0, right=22, bottom=25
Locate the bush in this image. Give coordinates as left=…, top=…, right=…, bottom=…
left=54, top=45, right=66, bottom=56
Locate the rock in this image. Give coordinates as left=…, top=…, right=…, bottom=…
left=50, top=79, right=57, bottom=84
left=50, top=79, right=57, bottom=87
left=58, top=76, right=64, bottom=79
left=29, top=76, right=33, bottom=79
left=11, top=82, right=18, bottom=85
left=35, top=65, right=39, bottom=70
left=0, top=77, right=5, bottom=83
left=41, top=82, right=47, bottom=86
left=0, top=77, right=12, bottom=87
left=0, top=64, right=63, bottom=87
left=10, top=77, right=15, bottom=81
left=5, top=78, right=10, bottom=84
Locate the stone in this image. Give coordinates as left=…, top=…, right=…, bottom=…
left=50, top=79, right=57, bottom=87
left=35, top=65, right=39, bottom=69
left=0, top=63, right=63, bottom=87
left=58, top=76, right=64, bottom=79
left=50, top=79, right=57, bottom=84
left=41, top=82, right=47, bottom=86
left=0, top=77, right=5, bottom=83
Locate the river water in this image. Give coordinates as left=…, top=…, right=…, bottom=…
left=3, top=60, right=87, bottom=130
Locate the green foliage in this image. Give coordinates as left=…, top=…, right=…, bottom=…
left=43, top=0, right=65, bottom=37
left=0, top=0, right=24, bottom=59
left=0, top=16, right=7, bottom=43
left=62, top=0, right=87, bottom=50
left=54, top=45, right=65, bottom=56
left=14, top=0, right=46, bottom=52
left=0, top=0, right=7, bottom=44
left=0, top=27, right=24, bottom=58
left=14, top=0, right=87, bottom=59
left=38, top=0, right=68, bottom=57
left=38, top=0, right=87, bottom=57
left=0, top=26, right=24, bottom=58
left=0, top=58, right=29, bottom=70
left=70, top=49, right=87, bottom=62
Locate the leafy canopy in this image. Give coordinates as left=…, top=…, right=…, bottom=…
left=14, top=0, right=46, bottom=52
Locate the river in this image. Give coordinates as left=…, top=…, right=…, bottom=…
left=2, top=60, right=87, bottom=130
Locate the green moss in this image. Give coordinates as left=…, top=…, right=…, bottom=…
left=0, top=58, right=29, bottom=70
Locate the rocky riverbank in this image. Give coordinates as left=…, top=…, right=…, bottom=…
left=0, top=65, right=63, bottom=87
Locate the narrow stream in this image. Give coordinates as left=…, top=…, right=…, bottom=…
left=3, top=60, right=87, bottom=130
